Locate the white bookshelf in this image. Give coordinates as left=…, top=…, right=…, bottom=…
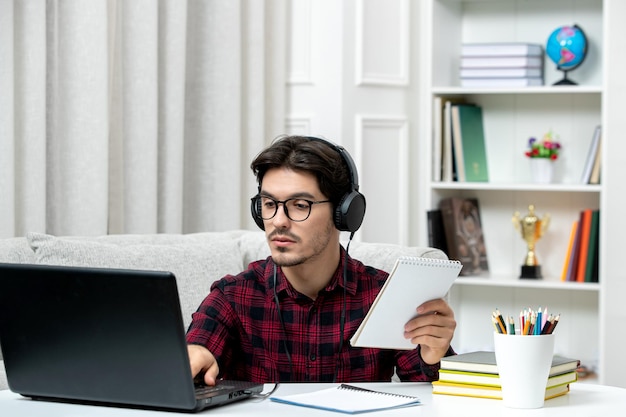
left=419, top=0, right=626, bottom=385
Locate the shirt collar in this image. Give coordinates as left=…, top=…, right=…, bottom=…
left=268, top=246, right=358, bottom=299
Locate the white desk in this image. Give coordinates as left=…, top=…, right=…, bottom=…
left=1, top=383, right=625, bottom=416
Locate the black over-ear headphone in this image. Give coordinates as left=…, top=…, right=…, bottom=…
left=251, top=136, right=366, bottom=233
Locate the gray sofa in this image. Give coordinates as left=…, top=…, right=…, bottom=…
left=0, top=230, right=446, bottom=391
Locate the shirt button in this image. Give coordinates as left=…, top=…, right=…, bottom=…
left=309, top=354, right=316, bottom=361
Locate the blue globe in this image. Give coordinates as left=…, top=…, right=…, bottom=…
left=546, top=25, right=588, bottom=71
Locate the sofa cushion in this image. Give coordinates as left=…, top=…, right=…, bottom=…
left=0, top=237, right=37, bottom=264
left=26, top=232, right=244, bottom=329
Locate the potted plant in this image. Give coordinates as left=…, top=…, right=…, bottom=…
left=525, top=131, right=561, bottom=183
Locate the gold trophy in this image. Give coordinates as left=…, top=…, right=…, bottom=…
left=512, top=205, right=550, bottom=279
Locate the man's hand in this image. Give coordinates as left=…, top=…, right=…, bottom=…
left=187, top=344, right=220, bottom=385
left=403, top=298, right=456, bottom=364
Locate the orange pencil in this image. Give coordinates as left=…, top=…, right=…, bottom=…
left=495, top=309, right=507, bottom=333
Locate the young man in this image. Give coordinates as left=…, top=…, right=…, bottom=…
left=186, top=135, right=456, bottom=384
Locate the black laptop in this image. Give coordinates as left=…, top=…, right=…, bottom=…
left=0, top=263, right=263, bottom=412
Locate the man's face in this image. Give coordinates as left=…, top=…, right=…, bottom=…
left=259, top=167, right=337, bottom=267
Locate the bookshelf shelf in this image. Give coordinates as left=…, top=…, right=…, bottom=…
left=452, top=276, right=600, bottom=292
left=421, top=0, right=611, bottom=384
left=430, top=182, right=602, bottom=193
left=432, top=86, right=603, bottom=96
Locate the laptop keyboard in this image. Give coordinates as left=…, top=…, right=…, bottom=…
left=194, top=384, right=230, bottom=397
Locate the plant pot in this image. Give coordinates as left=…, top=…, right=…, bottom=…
left=529, top=158, right=554, bottom=184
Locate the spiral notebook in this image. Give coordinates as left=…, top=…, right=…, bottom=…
left=270, top=384, right=421, bottom=414
left=350, top=256, right=462, bottom=350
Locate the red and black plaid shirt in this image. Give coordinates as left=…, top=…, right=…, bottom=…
left=186, top=249, right=453, bottom=382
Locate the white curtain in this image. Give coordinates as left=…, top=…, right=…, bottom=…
left=0, top=0, right=286, bottom=238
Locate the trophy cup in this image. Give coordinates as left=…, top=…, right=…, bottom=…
left=512, top=205, right=550, bottom=279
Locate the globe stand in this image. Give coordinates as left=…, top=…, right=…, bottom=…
left=553, top=70, right=577, bottom=86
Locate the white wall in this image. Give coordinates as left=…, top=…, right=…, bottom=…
left=286, top=0, right=423, bottom=246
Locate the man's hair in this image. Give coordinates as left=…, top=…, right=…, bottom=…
left=250, top=135, right=351, bottom=207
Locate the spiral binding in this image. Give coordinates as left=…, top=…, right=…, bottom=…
left=337, top=384, right=418, bottom=400
left=397, top=256, right=462, bottom=268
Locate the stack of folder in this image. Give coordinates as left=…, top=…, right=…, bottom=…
left=433, top=351, right=579, bottom=400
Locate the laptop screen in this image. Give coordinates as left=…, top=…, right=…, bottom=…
left=0, top=263, right=262, bottom=411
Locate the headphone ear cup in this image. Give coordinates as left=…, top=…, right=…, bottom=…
left=251, top=198, right=265, bottom=230
left=334, top=191, right=366, bottom=233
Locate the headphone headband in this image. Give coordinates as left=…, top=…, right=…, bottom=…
left=304, top=136, right=360, bottom=193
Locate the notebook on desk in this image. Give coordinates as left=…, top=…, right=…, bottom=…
left=0, top=263, right=263, bottom=412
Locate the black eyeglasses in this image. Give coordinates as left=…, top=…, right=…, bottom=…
left=252, top=195, right=331, bottom=222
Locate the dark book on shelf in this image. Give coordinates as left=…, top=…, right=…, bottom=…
left=438, top=197, right=489, bottom=276
left=585, top=209, right=600, bottom=283
left=426, top=209, right=449, bottom=254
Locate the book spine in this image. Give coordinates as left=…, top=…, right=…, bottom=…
left=561, top=221, right=578, bottom=281
left=451, top=105, right=466, bottom=182
left=566, top=218, right=582, bottom=282
left=461, top=43, right=543, bottom=57
left=575, top=209, right=593, bottom=283
left=584, top=210, right=600, bottom=282
left=427, top=209, right=449, bottom=254
left=580, top=125, right=602, bottom=184
left=460, top=68, right=542, bottom=78
left=589, top=136, right=603, bottom=184
left=460, top=56, right=543, bottom=68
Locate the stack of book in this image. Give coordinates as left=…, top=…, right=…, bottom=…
left=431, top=97, right=489, bottom=183
left=561, top=208, right=600, bottom=283
left=433, top=351, right=579, bottom=400
left=460, top=43, right=544, bottom=87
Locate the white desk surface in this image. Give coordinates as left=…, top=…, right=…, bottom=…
left=1, top=382, right=625, bottom=416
